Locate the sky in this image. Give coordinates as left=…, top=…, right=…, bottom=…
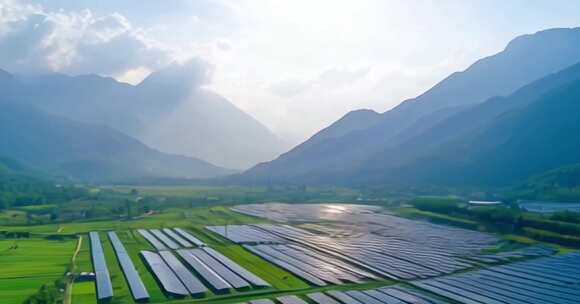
left=1, top=0, right=580, bottom=144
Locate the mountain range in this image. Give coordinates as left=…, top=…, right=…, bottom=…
left=0, top=102, right=235, bottom=181
left=239, top=27, right=580, bottom=188
left=2, top=61, right=287, bottom=170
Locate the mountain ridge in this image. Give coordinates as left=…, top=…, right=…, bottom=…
left=239, top=27, right=580, bottom=186
left=1, top=62, right=287, bottom=170
left=0, top=102, right=235, bottom=181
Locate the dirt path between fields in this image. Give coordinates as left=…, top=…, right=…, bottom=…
left=64, top=235, right=83, bottom=304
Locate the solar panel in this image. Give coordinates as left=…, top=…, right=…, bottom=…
left=277, top=295, right=308, bottom=304
left=189, top=249, right=250, bottom=289
left=107, top=232, right=149, bottom=301
left=158, top=250, right=207, bottom=295
left=162, top=228, right=192, bottom=247
left=89, top=232, right=113, bottom=300
left=326, top=291, right=363, bottom=304
left=244, top=245, right=326, bottom=286
left=138, top=229, right=167, bottom=250
left=411, top=282, right=482, bottom=304
left=202, top=247, right=269, bottom=287
left=254, top=245, right=340, bottom=284
left=378, top=288, right=425, bottom=304
left=364, top=289, right=405, bottom=304
left=345, top=291, right=384, bottom=304
left=176, top=249, right=231, bottom=292
left=140, top=250, right=189, bottom=296
left=307, top=292, right=340, bottom=304
left=149, top=229, right=180, bottom=249
left=249, top=300, right=275, bottom=304
left=174, top=228, right=205, bottom=247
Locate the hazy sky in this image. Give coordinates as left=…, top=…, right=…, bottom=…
left=2, top=0, right=580, bottom=143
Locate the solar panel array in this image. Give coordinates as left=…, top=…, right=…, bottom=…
left=211, top=204, right=511, bottom=281
left=203, top=247, right=270, bottom=287
left=162, top=228, right=192, bottom=247
left=89, top=232, right=113, bottom=300
left=307, top=292, right=341, bottom=304
left=206, top=225, right=285, bottom=244
left=469, top=244, right=556, bottom=264
left=150, top=229, right=180, bottom=249
left=138, top=229, right=167, bottom=250
left=412, top=252, right=580, bottom=304
left=138, top=227, right=207, bottom=252
left=136, top=230, right=268, bottom=297
left=276, top=295, right=308, bottom=304
left=249, top=300, right=275, bottom=304
left=177, top=249, right=232, bottom=292
left=159, top=250, right=207, bottom=295
left=107, top=232, right=149, bottom=301
left=337, top=287, right=446, bottom=304
left=215, top=223, right=482, bottom=281
left=175, top=227, right=205, bottom=247
left=234, top=285, right=446, bottom=304
left=94, top=229, right=253, bottom=301
left=189, top=248, right=250, bottom=289
left=245, top=243, right=374, bottom=286
left=140, top=250, right=189, bottom=296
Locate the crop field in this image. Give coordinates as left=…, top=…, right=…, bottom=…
left=0, top=206, right=262, bottom=234
left=0, top=237, right=77, bottom=303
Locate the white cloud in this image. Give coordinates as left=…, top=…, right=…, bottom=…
left=0, top=0, right=174, bottom=79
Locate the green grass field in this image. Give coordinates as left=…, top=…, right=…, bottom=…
left=70, top=281, right=96, bottom=304
left=0, top=206, right=263, bottom=234
left=0, top=210, right=27, bottom=225
left=0, top=237, right=76, bottom=303
left=0, top=276, right=63, bottom=304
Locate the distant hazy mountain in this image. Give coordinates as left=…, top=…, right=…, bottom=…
left=522, top=163, right=580, bottom=193
left=0, top=103, right=234, bottom=181
left=0, top=157, right=30, bottom=175
left=136, top=67, right=288, bottom=169
left=3, top=62, right=286, bottom=169
left=241, top=27, right=580, bottom=184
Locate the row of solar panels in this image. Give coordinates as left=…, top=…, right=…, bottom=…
left=89, top=232, right=113, bottom=300
left=412, top=252, right=580, bottom=304
left=140, top=247, right=270, bottom=297
left=138, top=228, right=205, bottom=250
left=236, top=286, right=446, bottom=304
left=89, top=231, right=151, bottom=301
left=108, top=232, right=150, bottom=301
left=253, top=223, right=480, bottom=280
left=469, top=244, right=555, bottom=264
left=244, top=244, right=376, bottom=286
left=213, top=223, right=487, bottom=281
